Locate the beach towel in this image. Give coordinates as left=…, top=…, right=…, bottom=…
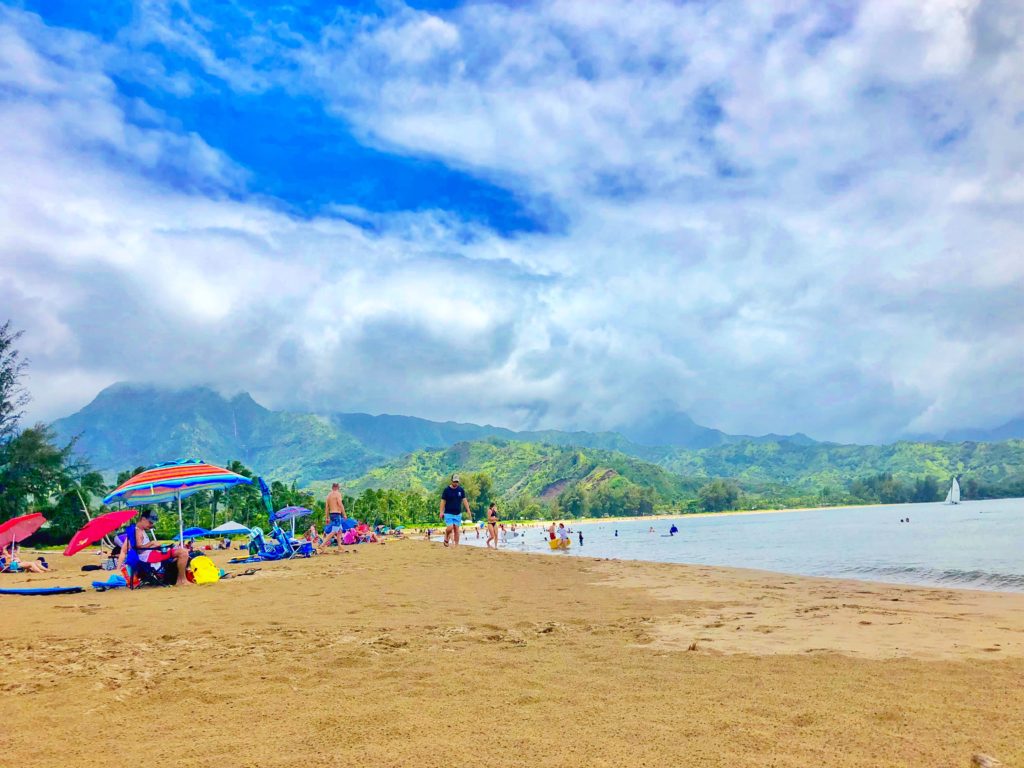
left=92, top=573, right=128, bottom=591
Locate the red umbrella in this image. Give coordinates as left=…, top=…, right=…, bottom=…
left=0, top=512, right=47, bottom=552
left=63, top=509, right=138, bottom=557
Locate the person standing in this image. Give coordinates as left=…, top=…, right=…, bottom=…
left=440, top=474, right=472, bottom=547
left=319, top=483, right=347, bottom=551
left=485, top=502, right=499, bottom=549
left=578, top=529, right=583, bottom=547
left=556, top=522, right=570, bottom=548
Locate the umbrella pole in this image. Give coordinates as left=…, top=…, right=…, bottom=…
left=177, top=493, right=184, bottom=546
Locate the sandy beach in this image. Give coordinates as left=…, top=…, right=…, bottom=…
left=4, top=541, right=1023, bottom=767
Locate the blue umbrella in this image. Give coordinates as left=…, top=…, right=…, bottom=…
left=273, top=506, right=312, bottom=537
left=173, top=526, right=210, bottom=541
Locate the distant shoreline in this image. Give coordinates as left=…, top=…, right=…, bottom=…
left=409, top=498, right=971, bottom=530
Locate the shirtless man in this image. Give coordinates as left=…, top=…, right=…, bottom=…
left=319, top=483, right=347, bottom=551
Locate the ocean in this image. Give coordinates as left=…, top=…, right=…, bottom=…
left=463, top=497, right=1024, bottom=592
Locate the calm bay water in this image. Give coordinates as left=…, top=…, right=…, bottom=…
left=465, top=498, right=1024, bottom=592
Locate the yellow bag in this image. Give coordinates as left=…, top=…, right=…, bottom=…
left=188, top=555, right=221, bottom=584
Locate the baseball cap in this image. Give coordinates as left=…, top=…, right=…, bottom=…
left=140, top=510, right=159, bottom=522
left=451, top=474, right=461, bottom=482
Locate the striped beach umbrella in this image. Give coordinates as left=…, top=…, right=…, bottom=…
left=102, top=460, right=253, bottom=543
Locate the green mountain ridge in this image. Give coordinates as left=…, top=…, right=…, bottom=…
left=659, top=439, right=1024, bottom=491
left=49, top=383, right=712, bottom=482
left=335, top=438, right=700, bottom=502
left=49, top=383, right=1024, bottom=513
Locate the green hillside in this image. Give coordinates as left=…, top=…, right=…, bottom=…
left=335, top=438, right=699, bottom=501
left=658, top=439, right=1024, bottom=491
left=48, top=383, right=1024, bottom=520
left=52, top=384, right=382, bottom=483
left=52, top=384, right=672, bottom=483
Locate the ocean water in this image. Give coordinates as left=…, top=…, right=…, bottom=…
left=463, top=498, right=1024, bottom=592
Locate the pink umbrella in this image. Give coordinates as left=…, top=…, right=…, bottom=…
left=0, top=512, right=47, bottom=553
left=63, top=509, right=138, bottom=557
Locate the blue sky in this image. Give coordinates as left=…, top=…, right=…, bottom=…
left=2, top=0, right=1023, bottom=442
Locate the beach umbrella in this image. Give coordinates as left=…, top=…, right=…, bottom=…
left=173, top=527, right=211, bottom=541
left=0, top=512, right=47, bottom=553
left=102, top=460, right=253, bottom=544
left=273, top=506, right=312, bottom=537
left=63, top=509, right=138, bottom=557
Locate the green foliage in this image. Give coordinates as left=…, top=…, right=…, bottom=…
left=0, top=321, right=29, bottom=443
left=659, top=439, right=1024, bottom=494
left=697, top=479, right=740, bottom=512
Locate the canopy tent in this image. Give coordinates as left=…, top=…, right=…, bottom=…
left=210, top=521, right=251, bottom=536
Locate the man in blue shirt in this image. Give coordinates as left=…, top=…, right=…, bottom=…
left=440, top=473, right=472, bottom=547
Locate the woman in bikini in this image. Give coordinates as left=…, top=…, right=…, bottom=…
left=485, top=503, right=499, bottom=549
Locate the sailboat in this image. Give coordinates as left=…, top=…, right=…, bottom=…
left=944, top=477, right=961, bottom=505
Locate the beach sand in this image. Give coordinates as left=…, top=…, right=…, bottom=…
left=4, top=541, right=1023, bottom=767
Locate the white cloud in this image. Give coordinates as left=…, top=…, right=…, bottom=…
left=2, top=2, right=1023, bottom=443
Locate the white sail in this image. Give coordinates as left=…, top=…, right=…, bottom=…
left=950, top=478, right=960, bottom=504
left=944, top=486, right=952, bottom=503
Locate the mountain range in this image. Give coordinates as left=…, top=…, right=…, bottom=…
left=50, top=383, right=1024, bottom=506
left=50, top=382, right=813, bottom=482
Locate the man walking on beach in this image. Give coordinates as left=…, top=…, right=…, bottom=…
left=440, top=474, right=472, bottom=547
left=320, top=483, right=347, bottom=550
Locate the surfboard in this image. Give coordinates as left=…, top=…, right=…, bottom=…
left=0, top=586, right=85, bottom=596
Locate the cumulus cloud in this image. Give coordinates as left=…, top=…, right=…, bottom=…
left=2, top=1, right=1023, bottom=442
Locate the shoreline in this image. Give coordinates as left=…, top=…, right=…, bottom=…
left=426, top=535, right=1024, bottom=596
left=408, top=498, right=991, bottom=531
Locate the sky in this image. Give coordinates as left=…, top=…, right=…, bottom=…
left=1, top=0, right=1022, bottom=444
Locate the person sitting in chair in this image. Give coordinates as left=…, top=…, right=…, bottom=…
left=117, top=510, right=190, bottom=586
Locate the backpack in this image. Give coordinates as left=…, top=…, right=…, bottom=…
left=188, top=555, right=221, bottom=585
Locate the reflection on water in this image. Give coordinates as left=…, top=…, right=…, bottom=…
left=464, top=498, right=1024, bottom=592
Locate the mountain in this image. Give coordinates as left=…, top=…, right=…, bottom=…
left=50, top=383, right=1024, bottom=508
left=52, top=383, right=381, bottom=483
left=943, top=416, right=1024, bottom=443
left=49, top=383, right=687, bottom=482
left=338, top=438, right=701, bottom=502
left=617, top=407, right=816, bottom=448
left=657, top=438, right=1024, bottom=492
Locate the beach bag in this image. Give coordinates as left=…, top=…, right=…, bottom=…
left=188, top=555, right=221, bottom=585
left=342, top=529, right=357, bottom=545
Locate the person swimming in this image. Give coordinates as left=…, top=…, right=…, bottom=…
left=669, top=524, right=679, bottom=536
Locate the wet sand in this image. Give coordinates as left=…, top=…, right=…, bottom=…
left=4, top=541, right=1023, bottom=767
